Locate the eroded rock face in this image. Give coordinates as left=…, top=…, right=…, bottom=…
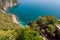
left=0, top=0, right=18, bottom=11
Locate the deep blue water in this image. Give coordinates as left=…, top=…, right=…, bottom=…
left=6, top=0, right=60, bottom=25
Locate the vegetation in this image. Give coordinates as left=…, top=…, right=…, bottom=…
left=0, top=11, right=20, bottom=40
left=0, top=0, right=60, bottom=40
left=0, top=11, right=60, bottom=40
left=36, top=16, right=57, bottom=25
left=0, top=30, right=16, bottom=40
left=16, top=28, right=43, bottom=40
left=0, top=11, right=43, bottom=40
left=46, top=24, right=55, bottom=33
left=28, top=16, right=57, bottom=31
left=28, top=21, right=39, bottom=31
left=46, top=24, right=55, bottom=38
left=0, top=11, right=20, bottom=30
left=28, top=16, right=60, bottom=40
left=0, top=0, right=44, bottom=40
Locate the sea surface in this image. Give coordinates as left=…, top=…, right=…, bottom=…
left=6, top=0, right=60, bottom=25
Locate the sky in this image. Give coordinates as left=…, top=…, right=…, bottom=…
left=19, top=0, right=60, bottom=5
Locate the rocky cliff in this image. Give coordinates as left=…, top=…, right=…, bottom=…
left=0, top=0, right=19, bottom=11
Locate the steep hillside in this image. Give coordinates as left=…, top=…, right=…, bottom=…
left=0, top=0, right=19, bottom=11
left=0, top=11, right=20, bottom=30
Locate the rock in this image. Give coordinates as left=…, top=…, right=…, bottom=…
left=0, top=0, right=19, bottom=11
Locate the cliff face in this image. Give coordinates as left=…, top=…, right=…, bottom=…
left=0, top=0, right=19, bottom=11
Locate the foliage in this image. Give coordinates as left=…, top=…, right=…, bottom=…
left=0, top=30, right=16, bottom=40
left=0, top=11, right=20, bottom=30
left=46, top=24, right=55, bottom=33
left=0, top=9, right=59, bottom=40
left=55, top=21, right=60, bottom=24
left=36, top=16, right=57, bottom=25
left=28, top=21, right=39, bottom=31
left=0, top=11, right=44, bottom=40
left=16, top=28, right=43, bottom=40
left=0, top=11, right=20, bottom=40
left=28, top=16, right=57, bottom=39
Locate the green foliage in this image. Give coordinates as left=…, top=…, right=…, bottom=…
left=0, top=11, right=20, bottom=30
left=28, top=21, right=39, bottom=31
left=36, top=16, right=57, bottom=25
left=0, top=11, right=44, bottom=40
left=0, top=10, right=58, bottom=40
left=0, top=30, right=16, bottom=40
left=28, top=16, right=57, bottom=39
left=55, top=21, right=60, bottom=24
left=0, top=11, right=20, bottom=40
left=16, top=28, right=43, bottom=40
left=46, top=24, right=55, bottom=33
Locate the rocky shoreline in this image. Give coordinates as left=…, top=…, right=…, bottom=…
left=12, top=14, right=19, bottom=24
left=0, top=0, right=20, bottom=25
left=0, top=0, right=19, bottom=12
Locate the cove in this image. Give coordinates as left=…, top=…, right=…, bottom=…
left=6, top=0, right=60, bottom=25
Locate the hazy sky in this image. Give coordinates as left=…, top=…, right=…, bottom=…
left=19, top=0, right=60, bottom=5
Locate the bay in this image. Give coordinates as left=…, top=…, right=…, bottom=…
left=6, top=0, right=60, bottom=25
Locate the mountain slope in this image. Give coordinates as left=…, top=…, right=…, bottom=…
left=0, top=11, right=20, bottom=30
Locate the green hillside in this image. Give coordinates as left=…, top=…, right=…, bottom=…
left=0, top=11, right=20, bottom=30
left=0, top=11, right=20, bottom=40
left=0, top=11, right=43, bottom=40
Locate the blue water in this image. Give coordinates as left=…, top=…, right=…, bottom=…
left=6, top=0, right=60, bottom=25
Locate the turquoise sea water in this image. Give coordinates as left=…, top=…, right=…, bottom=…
left=6, top=0, right=60, bottom=25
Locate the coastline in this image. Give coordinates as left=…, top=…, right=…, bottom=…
left=12, top=14, right=19, bottom=24
left=12, top=14, right=26, bottom=27
left=0, top=0, right=28, bottom=27
left=0, top=0, right=22, bottom=26
left=12, top=14, right=21, bottom=26
left=0, top=0, right=20, bottom=13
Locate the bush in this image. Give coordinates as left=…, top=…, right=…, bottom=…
left=36, top=16, right=57, bottom=25
left=46, top=24, right=55, bottom=33
left=0, top=30, right=16, bottom=40
left=28, top=21, right=39, bottom=31
left=0, top=11, right=20, bottom=30
left=16, top=28, right=43, bottom=40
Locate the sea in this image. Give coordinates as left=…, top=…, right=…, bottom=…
left=6, top=0, right=60, bottom=25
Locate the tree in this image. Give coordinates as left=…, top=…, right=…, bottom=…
left=16, top=28, right=43, bottom=40
left=46, top=24, right=55, bottom=33
left=0, top=30, right=16, bottom=40
left=36, top=16, right=57, bottom=26
left=28, top=21, right=39, bottom=31
left=46, top=24, right=55, bottom=39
